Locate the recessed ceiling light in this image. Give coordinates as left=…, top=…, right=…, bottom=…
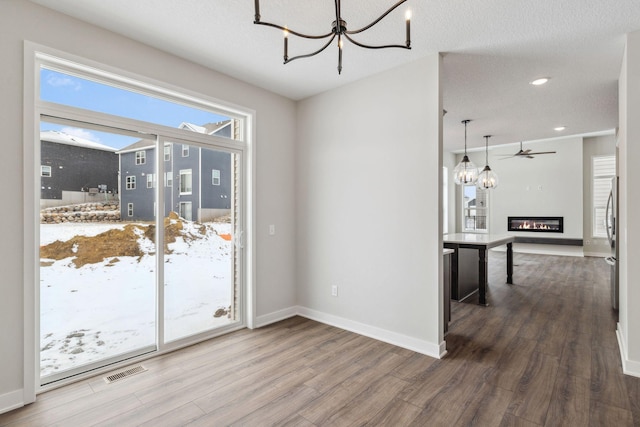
left=530, top=78, right=549, bottom=86
left=554, top=126, right=566, bottom=131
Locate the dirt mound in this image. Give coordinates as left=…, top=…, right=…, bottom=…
left=41, top=224, right=147, bottom=268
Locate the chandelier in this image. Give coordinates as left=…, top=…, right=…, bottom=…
left=477, top=135, right=499, bottom=189
left=253, top=0, right=412, bottom=74
left=453, top=120, right=479, bottom=185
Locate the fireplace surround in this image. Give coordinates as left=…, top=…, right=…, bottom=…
left=508, top=216, right=563, bottom=233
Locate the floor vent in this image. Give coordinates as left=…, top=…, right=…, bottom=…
left=103, top=365, right=147, bottom=384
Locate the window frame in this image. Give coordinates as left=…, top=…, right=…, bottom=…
left=212, top=169, right=221, bottom=186
left=164, top=143, right=171, bottom=161
left=41, top=165, right=52, bottom=177
left=25, top=42, right=255, bottom=398
left=182, top=144, right=189, bottom=157
left=179, top=169, right=192, bottom=195
left=127, top=202, right=134, bottom=217
left=135, top=150, right=146, bottom=165
left=461, top=184, right=488, bottom=233
left=592, top=155, right=616, bottom=238
left=126, top=175, right=136, bottom=190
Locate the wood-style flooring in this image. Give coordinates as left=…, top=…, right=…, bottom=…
left=1, top=252, right=639, bottom=426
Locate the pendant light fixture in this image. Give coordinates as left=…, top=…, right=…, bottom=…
left=453, top=119, right=478, bottom=185
left=477, top=135, right=499, bottom=189
left=253, top=0, right=411, bottom=74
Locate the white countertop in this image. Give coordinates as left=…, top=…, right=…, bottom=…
left=443, top=248, right=454, bottom=256
left=443, top=233, right=515, bottom=247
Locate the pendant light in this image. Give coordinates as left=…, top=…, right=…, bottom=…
left=477, top=135, right=499, bottom=189
left=453, top=119, right=478, bottom=185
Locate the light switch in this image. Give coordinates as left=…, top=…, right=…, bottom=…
left=269, top=224, right=276, bottom=235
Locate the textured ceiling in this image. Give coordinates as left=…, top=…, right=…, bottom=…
left=28, top=0, right=640, bottom=151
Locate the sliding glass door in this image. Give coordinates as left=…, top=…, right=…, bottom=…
left=39, top=122, right=157, bottom=384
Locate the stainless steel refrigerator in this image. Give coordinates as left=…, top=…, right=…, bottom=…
left=605, top=176, right=619, bottom=311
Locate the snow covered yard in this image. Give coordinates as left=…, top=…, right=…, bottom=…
left=39, top=217, right=234, bottom=378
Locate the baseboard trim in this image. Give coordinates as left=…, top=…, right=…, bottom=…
left=0, top=389, right=24, bottom=415
left=253, top=306, right=298, bottom=328
left=617, top=323, right=640, bottom=378
left=296, top=306, right=444, bottom=359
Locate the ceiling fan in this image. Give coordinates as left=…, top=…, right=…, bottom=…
left=500, top=141, right=556, bottom=159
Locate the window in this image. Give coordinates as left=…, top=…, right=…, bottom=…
left=146, top=173, right=154, bottom=188
left=180, top=169, right=192, bottom=194
left=126, top=175, right=136, bottom=190
left=127, top=203, right=134, bottom=217
left=463, top=185, right=488, bottom=232
left=593, top=155, right=616, bottom=238
left=212, top=169, right=221, bottom=186
left=182, top=144, right=189, bottom=157
left=41, top=165, right=52, bottom=177
left=164, top=143, right=171, bottom=161
left=443, top=166, right=448, bottom=234
left=135, top=150, right=146, bottom=165
left=164, top=172, right=173, bottom=187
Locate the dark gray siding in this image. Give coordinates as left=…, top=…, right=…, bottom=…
left=40, top=140, right=118, bottom=200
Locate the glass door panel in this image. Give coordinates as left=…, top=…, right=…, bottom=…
left=163, top=142, right=237, bottom=342
left=39, top=121, right=157, bottom=383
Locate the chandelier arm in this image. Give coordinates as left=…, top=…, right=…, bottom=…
left=343, top=34, right=410, bottom=50
left=346, top=0, right=408, bottom=34
left=254, top=21, right=333, bottom=39
left=284, top=34, right=337, bottom=64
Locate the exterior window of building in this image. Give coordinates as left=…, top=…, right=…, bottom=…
left=164, top=172, right=173, bottom=187
left=164, top=143, right=171, bottom=161
left=135, top=150, right=146, bottom=165
left=41, top=165, right=52, bottom=177
left=127, top=203, right=134, bottom=217
left=182, top=144, right=189, bottom=157
left=147, top=173, right=154, bottom=188
left=180, top=169, right=192, bottom=195
left=212, top=169, right=221, bottom=186
left=593, top=155, right=616, bottom=238
left=126, top=175, right=136, bottom=190
left=462, top=184, right=488, bottom=232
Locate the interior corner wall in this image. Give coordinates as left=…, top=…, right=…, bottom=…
left=443, top=151, right=457, bottom=234
left=460, top=138, right=583, bottom=238
left=618, top=30, right=640, bottom=377
left=295, top=55, right=443, bottom=355
left=582, top=135, right=616, bottom=257
left=1, top=0, right=297, bottom=409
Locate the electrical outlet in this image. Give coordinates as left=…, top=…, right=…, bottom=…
left=331, top=285, right=338, bottom=297
left=269, top=224, right=275, bottom=235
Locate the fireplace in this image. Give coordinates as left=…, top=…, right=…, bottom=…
left=508, top=216, right=563, bottom=233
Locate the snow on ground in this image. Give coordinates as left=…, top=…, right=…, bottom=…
left=39, top=219, right=234, bottom=378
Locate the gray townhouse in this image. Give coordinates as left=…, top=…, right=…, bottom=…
left=117, top=121, right=234, bottom=221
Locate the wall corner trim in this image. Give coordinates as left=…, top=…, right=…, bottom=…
left=254, top=307, right=298, bottom=328
left=617, top=323, right=640, bottom=378
left=0, top=389, right=25, bottom=415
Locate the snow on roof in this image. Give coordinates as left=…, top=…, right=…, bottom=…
left=179, top=120, right=231, bottom=135
left=41, top=130, right=118, bottom=152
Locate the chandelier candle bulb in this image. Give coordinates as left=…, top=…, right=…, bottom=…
left=406, top=10, right=411, bottom=47
left=284, top=29, right=289, bottom=62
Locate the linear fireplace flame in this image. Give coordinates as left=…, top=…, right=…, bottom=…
left=508, top=216, right=563, bottom=233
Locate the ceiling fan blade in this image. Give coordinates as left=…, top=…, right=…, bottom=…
left=528, top=151, right=556, bottom=155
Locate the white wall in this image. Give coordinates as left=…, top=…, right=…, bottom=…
left=582, top=135, right=616, bottom=257
left=0, top=0, right=297, bottom=409
left=618, top=31, right=640, bottom=377
left=296, top=56, right=444, bottom=356
left=458, top=138, right=583, bottom=238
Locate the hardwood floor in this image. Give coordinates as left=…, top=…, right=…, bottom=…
left=2, top=252, right=638, bottom=426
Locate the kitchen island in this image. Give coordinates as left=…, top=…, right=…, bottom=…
left=443, top=233, right=514, bottom=306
